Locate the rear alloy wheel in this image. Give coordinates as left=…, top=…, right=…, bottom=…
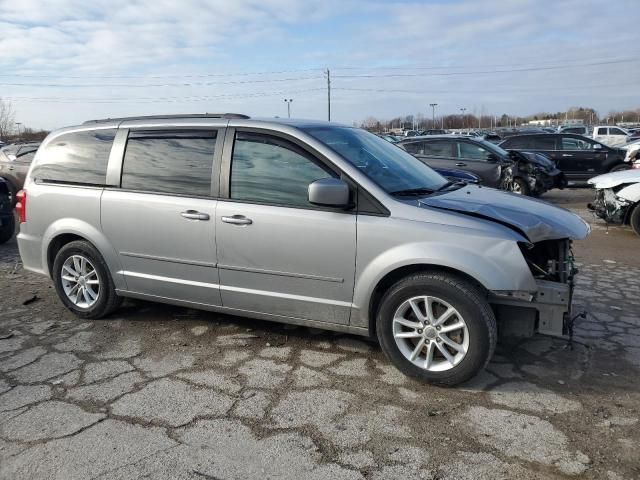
left=377, top=272, right=497, bottom=387
left=509, top=177, right=530, bottom=196
left=52, top=240, right=122, bottom=319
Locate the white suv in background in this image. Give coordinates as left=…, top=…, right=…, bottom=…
left=593, top=126, right=630, bottom=147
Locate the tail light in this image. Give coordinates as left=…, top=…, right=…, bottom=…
left=15, top=190, right=26, bottom=223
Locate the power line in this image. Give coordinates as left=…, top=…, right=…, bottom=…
left=6, top=88, right=326, bottom=104
left=333, top=58, right=638, bottom=78
left=0, top=75, right=323, bottom=88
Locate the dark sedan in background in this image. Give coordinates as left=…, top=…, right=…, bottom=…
left=499, top=133, right=628, bottom=181
left=397, top=135, right=564, bottom=196
left=0, top=142, right=40, bottom=204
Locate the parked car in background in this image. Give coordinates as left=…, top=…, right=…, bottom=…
left=403, top=130, right=420, bottom=137
left=558, top=125, right=589, bottom=135
left=0, top=142, right=40, bottom=205
left=0, top=178, right=14, bottom=244
left=482, top=133, right=502, bottom=144
left=592, top=126, right=630, bottom=147
left=430, top=167, right=480, bottom=184
left=588, top=169, right=640, bottom=236
left=397, top=135, right=564, bottom=195
left=16, top=114, right=590, bottom=386
left=377, top=134, right=400, bottom=143
left=423, top=129, right=448, bottom=135
left=499, top=133, right=628, bottom=180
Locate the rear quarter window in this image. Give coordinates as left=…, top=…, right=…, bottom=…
left=31, top=129, right=116, bottom=186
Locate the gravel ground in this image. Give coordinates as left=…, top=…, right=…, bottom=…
left=0, top=188, right=639, bottom=480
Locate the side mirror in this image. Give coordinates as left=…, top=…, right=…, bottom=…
left=308, top=178, right=350, bottom=208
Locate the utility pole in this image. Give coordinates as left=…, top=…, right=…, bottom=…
left=15, top=122, right=22, bottom=137
left=459, top=108, right=466, bottom=131
left=284, top=98, right=293, bottom=118
left=325, top=68, right=331, bottom=122
left=429, top=103, right=437, bottom=128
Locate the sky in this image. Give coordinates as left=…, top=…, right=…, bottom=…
left=0, top=0, right=639, bottom=130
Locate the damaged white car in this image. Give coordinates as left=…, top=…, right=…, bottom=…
left=588, top=169, right=640, bottom=236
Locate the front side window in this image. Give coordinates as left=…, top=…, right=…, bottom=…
left=121, top=130, right=216, bottom=196
left=302, top=126, right=447, bottom=194
left=31, top=129, right=116, bottom=185
left=230, top=132, right=334, bottom=208
left=609, top=128, right=626, bottom=136
left=595, top=127, right=607, bottom=136
left=456, top=141, right=491, bottom=160
left=561, top=137, right=593, bottom=150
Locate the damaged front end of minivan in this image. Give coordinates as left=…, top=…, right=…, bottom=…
left=420, top=185, right=589, bottom=339
left=587, top=170, right=640, bottom=235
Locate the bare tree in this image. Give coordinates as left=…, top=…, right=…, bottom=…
left=0, top=98, right=16, bottom=140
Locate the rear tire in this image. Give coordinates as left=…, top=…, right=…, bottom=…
left=0, top=214, right=14, bottom=244
left=376, top=272, right=497, bottom=387
left=610, top=164, right=630, bottom=173
left=630, top=205, right=640, bottom=236
left=52, top=240, right=122, bottom=319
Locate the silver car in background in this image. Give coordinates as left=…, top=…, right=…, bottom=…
left=16, top=114, right=589, bottom=386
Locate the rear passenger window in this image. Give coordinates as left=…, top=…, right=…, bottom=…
left=121, top=130, right=216, bottom=196
left=230, top=132, right=334, bottom=208
left=422, top=140, right=452, bottom=156
left=31, top=129, right=116, bottom=185
left=531, top=136, right=556, bottom=150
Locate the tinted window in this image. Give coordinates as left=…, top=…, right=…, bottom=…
left=422, top=140, right=452, bottom=156
left=561, top=137, right=594, bottom=150
left=303, top=126, right=447, bottom=194
left=230, top=132, right=334, bottom=208
left=595, top=127, right=607, bottom=136
left=501, top=137, right=530, bottom=149
left=531, top=136, right=556, bottom=150
left=609, top=128, right=626, bottom=135
left=32, top=129, right=116, bottom=185
left=456, top=141, right=491, bottom=160
left=121, top=130, right=216, bottom=196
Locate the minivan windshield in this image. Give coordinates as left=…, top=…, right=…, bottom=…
left=303, top=126, right=448, bottom=194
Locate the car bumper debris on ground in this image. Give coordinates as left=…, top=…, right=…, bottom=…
left=0, top=189, right=639, bottom=480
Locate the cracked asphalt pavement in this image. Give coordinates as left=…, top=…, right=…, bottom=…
left=1, top=188, right=639, bottom=480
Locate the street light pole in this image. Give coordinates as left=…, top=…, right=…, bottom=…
left=459, top=108, right=466, bottom=131
left=429, top=103, right=438, bottom=128
left=15, top=122, right=22, bottom=137
left=284, top=99, right=293, bottom=119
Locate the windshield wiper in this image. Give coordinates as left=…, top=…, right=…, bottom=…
left=390, top=187, right=436, bottom=196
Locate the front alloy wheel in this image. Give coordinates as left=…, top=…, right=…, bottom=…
left=376, top=272, right=497, bottom=387
left=392, top=296, right=469, bottom=371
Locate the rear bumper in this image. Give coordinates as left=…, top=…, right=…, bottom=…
left=17, top=231, right=47, bottom=276
left=490, top=279, right=572, bottom=337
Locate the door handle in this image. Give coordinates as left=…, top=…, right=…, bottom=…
left=221, top=215, right=253, bottom=226
left=455, top=162, right=467, bottom=167
left=562, top=154, right=573, bottom=157
left=181, top=210, right=210, bottom=221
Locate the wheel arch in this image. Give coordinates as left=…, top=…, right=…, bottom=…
left=42, top=220, right=126, bottom=290
left=366, top=263, right=488, bottom=338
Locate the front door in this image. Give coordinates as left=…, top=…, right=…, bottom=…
left=453, top=140, right=502, bottom=187
left=101, top=128, right=222, bottom=306
left=216, top=130, right=356, bottom=324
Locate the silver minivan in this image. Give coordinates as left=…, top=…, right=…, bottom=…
left=16, top=114, right=589, bottom=386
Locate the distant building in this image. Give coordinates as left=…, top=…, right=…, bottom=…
left=527, top=118, right=584, bottom=126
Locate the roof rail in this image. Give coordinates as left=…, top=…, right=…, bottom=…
left=83, top=113, right=250, bottom=124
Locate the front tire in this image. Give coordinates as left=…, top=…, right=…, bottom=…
left=52, top=240, right=122, bottom=319
left=376, top=272, right=497, bottom=387
left=509, top=177, right=530, bottom=196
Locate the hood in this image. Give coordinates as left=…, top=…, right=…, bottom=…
left=418, top=185, right=590, bottom=243
left=588, top=169, right=640, bottom=189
